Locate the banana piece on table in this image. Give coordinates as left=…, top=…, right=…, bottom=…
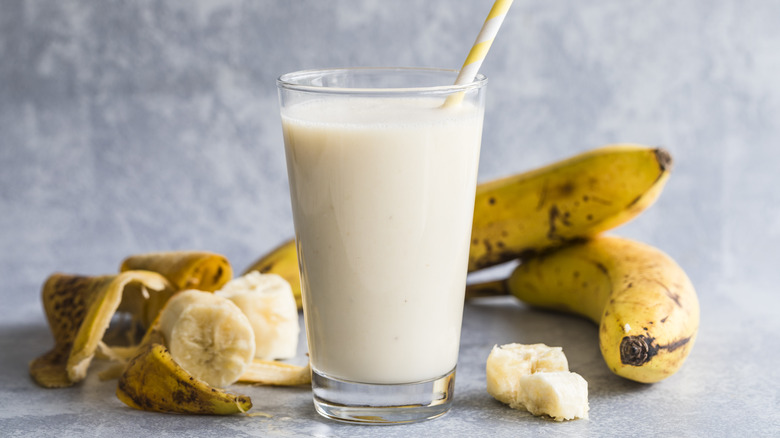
left=29, top=271, right=171, bottom=388
left=486, top=343, right=569, bottom=406
left=216, top=271, right=300, bottom=360
left=243, top=239, right=302, bottom=309
left=116, top=329, right=252, bottom=415
left=486, top=343, right=588, bottom=421
left=517, top=372, right=589, bottom=421
left=158, top=290, right=256, bottom=388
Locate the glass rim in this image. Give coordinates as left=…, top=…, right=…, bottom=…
left=277, top=67, right=487, bottom=95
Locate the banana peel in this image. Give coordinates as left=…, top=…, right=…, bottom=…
left=238, top=359, right=311, bottom=386
left=116, top=329, right=252, bottom=415
left=29, top=271, right=171, bottom=388
left=32, top=251, right=236, bottom=388
left=116, top=251, right=235, bottom=331
left=120, top=251, right=233, bottom=292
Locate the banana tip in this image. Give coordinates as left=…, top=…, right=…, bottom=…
left=654, top=148, right=673, bottom=172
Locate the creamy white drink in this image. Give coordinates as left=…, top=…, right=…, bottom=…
left=282, top=97, right=483, bottom=384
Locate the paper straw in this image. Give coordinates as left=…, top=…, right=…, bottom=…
left=443, top=0, right=513, bottom=107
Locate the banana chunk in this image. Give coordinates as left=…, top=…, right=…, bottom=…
left=486, top=343, right=588, bottom=421
left=216, top=272, right=300, bottom=360
left=158, top=290, right=256, bottom=388
left=486, top=343, right=569, bottom=405
left=517, top=372, right=589, bottom=421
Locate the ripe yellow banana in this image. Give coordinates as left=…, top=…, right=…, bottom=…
left=468, top=144, right=671, bottom=271
left=471, top=236, right=699, bottom=383
left=116, top=329, right=252, bottom=415
left=246, top=145, right=671, bottom=309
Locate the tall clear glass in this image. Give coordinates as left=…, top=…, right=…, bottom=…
left=277, top=68, right=487, bottom=424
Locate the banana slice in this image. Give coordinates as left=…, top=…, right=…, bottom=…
left=486, top=343, right=588, bottom=421
left=158, top=290, right=256, bottom=388
left=216, top=272, right=299, bottom=360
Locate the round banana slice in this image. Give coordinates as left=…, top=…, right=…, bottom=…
left=217, top=272, right=299, bottom=360
left=159, top=290, right=256, bottom=388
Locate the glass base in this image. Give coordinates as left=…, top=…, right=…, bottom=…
left=311, top=368, right=456, bottom=425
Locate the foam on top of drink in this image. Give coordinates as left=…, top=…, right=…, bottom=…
left=282, top=97, right=482, bottom=128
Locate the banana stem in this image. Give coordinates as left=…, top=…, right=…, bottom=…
left=465, top=279, right=510, bottom=300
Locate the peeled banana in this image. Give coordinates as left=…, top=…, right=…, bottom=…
left=216, top=272, right=300, bottom=360
left=158, top=290, right=256, bottom=388
left=246, top=145, right=671, bottom=309
left=478, top=236, right=700, bottom=383
left=116, top=329, right=252, bottom=415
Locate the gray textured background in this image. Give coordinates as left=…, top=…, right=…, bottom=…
left=2, top=1, right=779, bottom=436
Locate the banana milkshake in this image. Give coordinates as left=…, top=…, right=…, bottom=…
left=283, top=96, right=482, bottom=383
left=278, top=68, right=486, bottom=423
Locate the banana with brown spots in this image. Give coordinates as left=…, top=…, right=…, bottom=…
left=468, top=144, right=671, bottom=271
left=468, top=236, right=699, bottom=383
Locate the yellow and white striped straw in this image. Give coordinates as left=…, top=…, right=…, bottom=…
left=443, top=0, right=513, bottom=107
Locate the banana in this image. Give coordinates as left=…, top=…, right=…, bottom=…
left=486, top=343, right=588, bottom=421
left=246, top=145, right=671, bottom=307
left=116, top=329, right=252, bottom=414
left=478, top=236, right=699, bottom=383
left=516, top=372, right=589, bottom=421
left=469, top=145, right=671, bottom=271
left=216, top=272, right=300, bottom=360
left=486, top=343, right=569, bottom=406
left=158, top=290, right=256, bottom=388
left=243, top=239, right=302, bottom=309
